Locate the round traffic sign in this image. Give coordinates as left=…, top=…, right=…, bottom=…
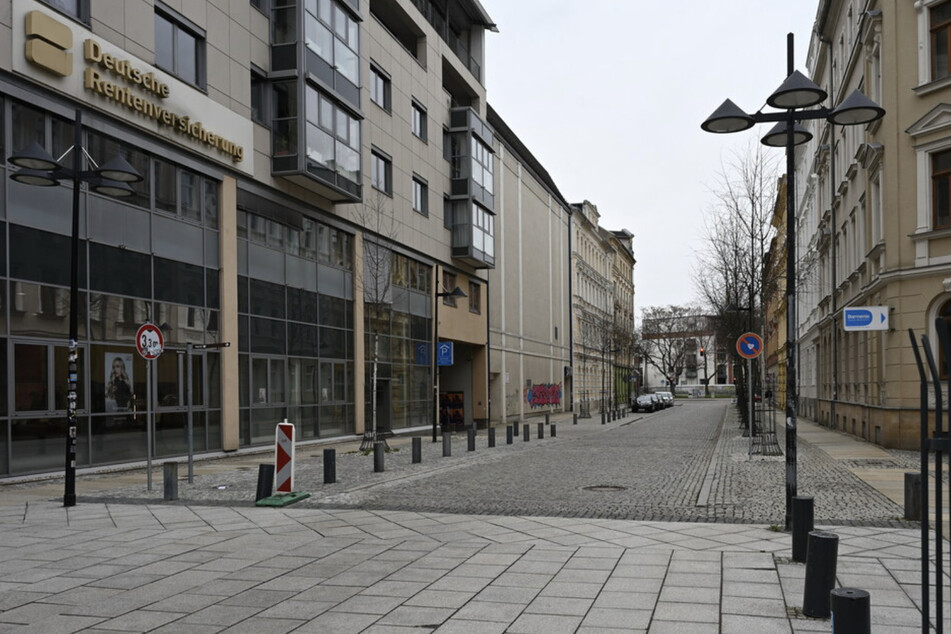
left=736, top=332, right=763, bottom=359
left=136, top=323, right=164, bottom=360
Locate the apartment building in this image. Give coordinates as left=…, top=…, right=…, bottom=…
left=0, top=0, right=498, bottom=476
left=796, top=0, right=951, bottom=448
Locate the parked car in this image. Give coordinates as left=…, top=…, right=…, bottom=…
left=658, top=391, right=674, bottom=408
left=635, top=394, right=656, bottom=412
left=650, top=393, right=665, bottom=410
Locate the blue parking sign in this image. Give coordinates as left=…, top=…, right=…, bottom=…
left=437, top=341, right=454, bottom=366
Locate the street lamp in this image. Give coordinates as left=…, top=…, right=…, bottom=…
left=432, top=273, right=466, bottom=442
left=7, top=108, right=142, bottom=507
left=702, top=33, right=884, bottom=530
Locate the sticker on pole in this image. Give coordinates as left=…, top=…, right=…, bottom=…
left=736, top=332, right=763, bottom=359
left=274, top=420, right=295, bottom=494
left=136, top=323, right=164, bottom=360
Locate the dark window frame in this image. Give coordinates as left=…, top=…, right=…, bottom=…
left=39, top=0, right=90, bottom=24
left=155, top=2, right=207, bottom=90
left=468, top=281, right=480, bottom=314
left=412, top=174, right=428, bottom=216
left=933, top=148, right=951, bottom=230
left=371, top=148, right=392, bottom=195
left=411, top=99, right=428, bottom=142
left=370, top=64, right=391, bottom=112
left=932, top=2, right=951, bottom=81
left=251, top=67, right=269, bottom=126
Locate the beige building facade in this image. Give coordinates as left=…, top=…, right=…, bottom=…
left=797, top=0, right=951, bottom=448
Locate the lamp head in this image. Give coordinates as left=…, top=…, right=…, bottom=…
left=760, top=121, right=813, bottom=148
left=10, top=167, right=60, bottom=187
left=767, top=70, right=827, bottom=109
left=701, top=99, right=754, bottom=134
left=90, top=177, right=135, bottom=198
left=8, top=142, right=62, bottom=171
left=827, top=89, right=885, bottom=126
left=97, top=155, right=143, bottom=183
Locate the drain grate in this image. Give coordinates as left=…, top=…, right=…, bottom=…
left=583, top=485, right=627, bottom=492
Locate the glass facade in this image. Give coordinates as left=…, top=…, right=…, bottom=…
left=2, top=101, right=223, bottom=476
left=236, top=210, right=356, bottom=444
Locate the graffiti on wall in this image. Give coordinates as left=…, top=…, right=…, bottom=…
left=525, top=383, right=562, bottom=408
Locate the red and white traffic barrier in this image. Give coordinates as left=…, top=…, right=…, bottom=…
left=274, top=420, right=295, bottom=493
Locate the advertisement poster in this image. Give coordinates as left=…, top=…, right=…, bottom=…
left=104, top=352, right=134, bottom=412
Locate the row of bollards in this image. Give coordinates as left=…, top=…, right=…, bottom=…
left=794, top=495, right=871, bottom=632
left=253, top=414, right=574, bottom=501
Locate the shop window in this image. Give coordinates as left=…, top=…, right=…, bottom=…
left=155, top=3, right=205, bottom=89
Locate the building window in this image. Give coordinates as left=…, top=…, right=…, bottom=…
left=412, top=175, right=428, bottom=215
left=40, top=0, right=89, bottom=23
left=933, top=148, right=951, bottom=229
left=443, top=272, right=458, bottom=306
left=155, top=3, right=205, bottom=89
left=371, top=150, right=392, bottom=194
left=304, top=86, right=361, bottom=186
left=473, top=203, right=495, bottom=258
left=304, top=0, right=360, bottom=87
left=468, top=282, right=480, bottom=314
left=471, top=136, right=493, bottom=194
left=370, top=65, right=391, bottom=112
left=251, top=69, right=268, bottom=126
left=933, top=2, right=951, bottom=80
left=412, top=100, right=427, bottom=141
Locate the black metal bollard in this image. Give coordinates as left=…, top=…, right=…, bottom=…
left=601, top=411, right=606, bottom=425
left=412, top=437, right=421, bottom=463
left=792, top=495, right=815, bottom=563
left=324, top=449, right=336, bottom=483
left=551, top=423, right=557, bottom=438
left=537, top=422, right=544, bottom=439
left=163, top=462, right=178, bottom=501
left=506, top=425, right=513, bottom=444
left=467, top=428, right=476, bottom=451
left=802, top=531, right=839, bottom=618
left=374, top=442, right=385, bottom=472
left=255, top=463, right=274, bottom=501
left=573, top=413, right=578, bottom=425
left=904, top=472, right=921, bottom=520
left=830, top=587, right=870, bottom=634
left=488, top=427, right=496, bottom=448
left=442, top=432, right=451, bottom=457
left=523, top=423, right=530, bottom=441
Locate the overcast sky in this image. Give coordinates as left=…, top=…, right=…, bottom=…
left=482, top=1, right=818, bottom=317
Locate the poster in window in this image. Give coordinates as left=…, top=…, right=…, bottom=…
left=105, top=352, right=134, bottom=413
left=440, top=391, right=464, bottom=428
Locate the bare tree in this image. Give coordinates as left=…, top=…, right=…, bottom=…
left=640, top=305, right=701, bottom=390
left=353, top=191, right=401, bottom=449
left=693, top=142, right=780, bottom=427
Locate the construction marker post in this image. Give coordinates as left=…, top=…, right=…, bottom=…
left=274, top=420, right=296, bottom=493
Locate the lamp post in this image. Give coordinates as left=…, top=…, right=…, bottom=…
left=7, top=108, right=142, bottom=507
left=431, top=271, right=466, bottom=442
left=702, top=33, right=884, bottom=530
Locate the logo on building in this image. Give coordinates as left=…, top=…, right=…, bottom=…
left=24, top=10, right=72, bottom=77
left=19, top=6, right=245, bottom=165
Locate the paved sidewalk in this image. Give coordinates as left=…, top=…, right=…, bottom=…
left=0, top=405, right=948, bottom=632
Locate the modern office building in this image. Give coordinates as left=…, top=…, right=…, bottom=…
left=0, top=0, right=498, bottom=476
left=796, top=0, right=951, bottom=448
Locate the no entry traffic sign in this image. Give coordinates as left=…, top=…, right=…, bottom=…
left=136, top=323, right=164, bottom=360
left=736, top=332, right=763, bottom=359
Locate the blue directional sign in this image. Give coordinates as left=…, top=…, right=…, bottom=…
left=415, top=342, right=430, bottom=365
left=843, top=306, right=888, bottom=331
left=437, top=341, right=454, bottom=366
left=736, top=332, right=763, bottom=359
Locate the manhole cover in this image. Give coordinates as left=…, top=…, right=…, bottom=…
left=583, top=485, right=627, bottom=492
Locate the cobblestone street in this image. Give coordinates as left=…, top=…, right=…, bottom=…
left=21, top=399, right=915, bottom=528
